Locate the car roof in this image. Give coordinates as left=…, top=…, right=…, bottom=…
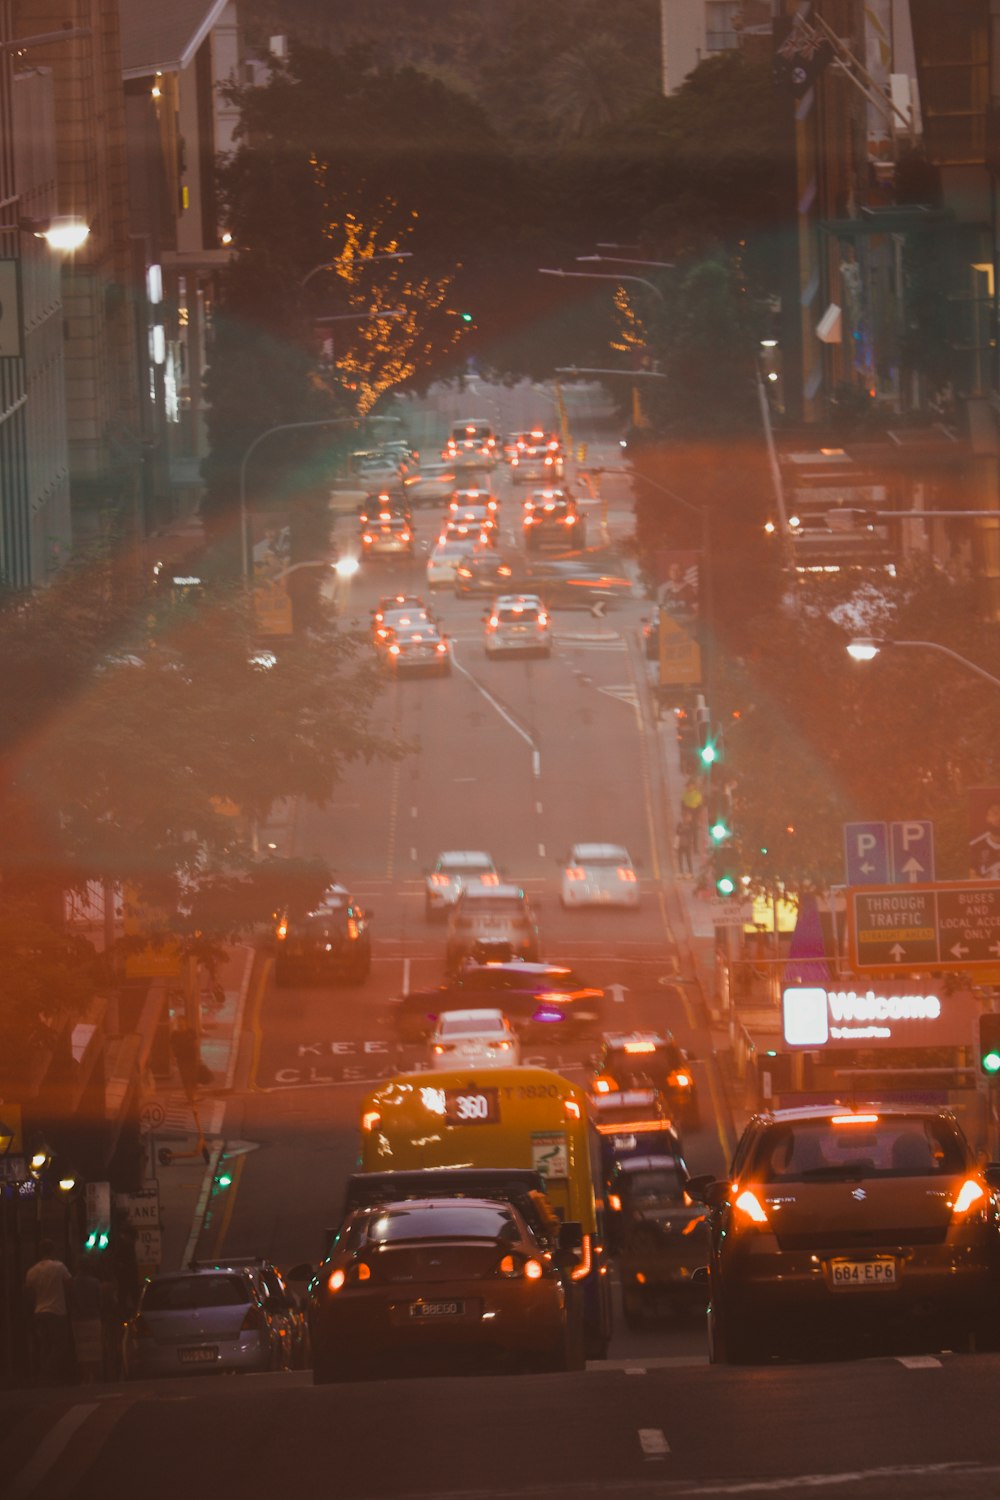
left=750, top=1103, right=958, bottom=1125
left=437, top=1008, right=508, bottom=1025
left=458, top=882, right=526, bottom=901
left=350, top=1195, right=514, bottom=1219
left=571, top=843, right=631, bottom=860
left=602, top=1031, right=673, bottom=1049
left=615, top=1155, right=686, bottom=1174
left=495, top=594, right=544, bottom=608
left=436, top=851, right=495, bottom=866
left=593, top=1089, right=660, bottom=1109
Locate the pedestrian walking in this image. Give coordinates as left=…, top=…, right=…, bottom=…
left=169, top=1019, right=200, bottom=1102
left=674, top=818, right=695, bottom=878
left=24, top=1239, right=72, bottom=1385
left=69, top=1255, right=104, bottom=1383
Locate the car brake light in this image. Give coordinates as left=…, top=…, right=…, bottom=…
left=608, top=1193, right=622, bottom=1212
left=565, top=513, right=576, bottom=523
left=354, top=1262, right=371, bottom=1282
left=401, top=531, right=411, bottom=542
left=593, top=1078, right=613, bottom=1094
left=523, top=1259, right=543, bottom=1280
left=733, top=1188, right=769, bottom=1226
left=389, top=644, right=400, bottom=656
left=436, top=641, right=448, bottom=654
left=430, top=873, right=450, bottom=887
left=624, top=1041, right=656, bottom=1054
left=488, top=616, right=499, bottom=628
left=830, top=1114, right=880, bottom=1125
left=361, top=1110, right=381, bottom=1133
left=537, top=612, right=548, bottom=625
left=362, top=533, right=373, bottom=544
left=434, top=1043, right=454, bottom=1054
left=347, top=917, right=359, bottom=940
left=276, top=919, right=288, bottom=941
left=328, top=1268, right=346, bottom=1293
left=524, top=516, right=536, bottom=525
left=668, top=1070, right=692, bottom=1089
left=952, top=1178, right=986, bottom=1216
left=566, top=868, right=585, bottom=880
left=570, top=1235, right=592, bottom=1281
left=617, top=867, right=636, bottom=881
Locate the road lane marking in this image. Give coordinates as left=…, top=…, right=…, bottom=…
left=385, top=748, right=401, bottom=880
left=451, top=646, right=540, bottom=768
left=624, top=1367, right=646, bottom=1375
left=671, top=1461, right=1000, bottom=1495
left=8, top=1404, right=100, bottom=1500
left=638, top=1428, right=670, bottom=1460
left=536, top=801, right=543, bottom=814
left=538, top=843, right=546, bottom=857
left=896, top=1354, right=942, bottom=1368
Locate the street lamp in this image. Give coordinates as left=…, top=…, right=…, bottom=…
left=299, top=251, right=412, bottom=290
left=538, top=267, right=666, bottom=303
left=576, top=254, right=675, bottom=270
left=239, top=416, right=364, bottom=582
left=846, top=637, right=1000, bottom=690
left=19, top=215, right=89, bottom=251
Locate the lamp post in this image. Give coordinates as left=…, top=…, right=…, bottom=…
left=299, top=251, right=412, bottom=291
left=538, top=266, right=666, bottom=304
left=846, top=637, right=1000, bottom=691
left=239, top=416, right=364, bottom=583
left=576, top=254, right=675, bottom=270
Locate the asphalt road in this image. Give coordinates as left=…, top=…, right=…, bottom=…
left=13, top=388, right=1000, bottom=1499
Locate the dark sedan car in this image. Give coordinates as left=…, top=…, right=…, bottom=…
left=689, top=1103, right=1000, bottom=1364
left=444, top=884, right=540, bottom=971
left=272, top=883, right=371, bottom=986
left=388, top=960, right=605, bottom=1045
left=592, top=1031, right=700, bottom=1130
left=453, top=552, right=518, bottom=597
left=609, top=1153, right=709, bottom=1327
left=308, top=1193, right=571, bottom=1380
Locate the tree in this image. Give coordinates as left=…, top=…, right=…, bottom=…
left=0, top=910, right=100, bottom=1097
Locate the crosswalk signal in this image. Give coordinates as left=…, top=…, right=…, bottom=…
left=980, top=1013, right=1000, bottom=1075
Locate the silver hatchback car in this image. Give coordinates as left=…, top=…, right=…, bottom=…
left=123, top=1266, right=284, bottom=1379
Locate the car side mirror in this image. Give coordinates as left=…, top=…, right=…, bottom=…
left=684, top=1174, right=715, bottom=1204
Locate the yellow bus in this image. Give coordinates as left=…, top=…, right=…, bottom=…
left=359, top=1065, right=612, bottom=1358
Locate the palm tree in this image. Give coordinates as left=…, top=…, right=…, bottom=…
left=544, top=33, right=642, bottom=141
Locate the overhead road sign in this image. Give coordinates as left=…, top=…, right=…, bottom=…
left=846, top=881, right=1000, bottom=972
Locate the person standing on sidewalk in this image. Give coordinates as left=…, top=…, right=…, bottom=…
left=674, top=817, right=695, bottom=878
left=68, top=1255, right=104, bottom=1383
left=24, top=1239, right=72, bottom=1385
left=680, top=778, right=704, bottom=852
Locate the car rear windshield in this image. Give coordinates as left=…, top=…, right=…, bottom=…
left=143, top=1275, right=249, bottom=1311
left=597, top=1100, right=664, bottom=1125
left=498, top=607, right=540, bottom=624
left=577, top=853, right=628, bottom=867
left=440, top=1015, right=504, bottom=1036
left=749, top=1116, right=968, bottom=1182
left=370, top=1205, right=514, bottom=1242
left=626, top=1167, right=687, bottom=1202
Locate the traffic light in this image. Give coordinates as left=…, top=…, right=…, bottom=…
left=712, top=848, right=740, bottom=897
left=979, top=1013, right=1000, bottom=1075
left=709, top=813, right=732, bottom=845
left=460, top=311, right=473, bottom=323
left=84, top=1181, right=112, bottom=1252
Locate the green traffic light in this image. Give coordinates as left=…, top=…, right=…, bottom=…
left=716, top=875, right=736, bottom=896
left=699, top=743, right=718, bottom=766
left=984, top=1050, right=1000, bottom=1075
left=216, top=1171, right=233, bottom=1189
left=709, top=820, right=730, bottom=844
left=460, top=311, right=473, bottom=323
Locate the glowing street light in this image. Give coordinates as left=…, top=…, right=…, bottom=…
left=846, top=637, right=1000, bottom=689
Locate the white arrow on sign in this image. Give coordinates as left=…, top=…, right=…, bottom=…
left=889, top=943, right=906, bottom=961
left=951, top=942, right=969, bottom=959
left=861, top=861, right=875, bottom=873
left=900, top=857, right=924, bottom=882
left=608, top=983, right=628, bottom=1005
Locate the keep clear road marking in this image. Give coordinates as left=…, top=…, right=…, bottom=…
left=638, top=1428, right=670, bottom=1460
left=897, top=1355, right=942, bottom=1368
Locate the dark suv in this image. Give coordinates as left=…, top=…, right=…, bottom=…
left=273, top=883, right=372, bottom=986
left=688, top=1103, right=1000, bottom=1364
left=522, top=491, right=585, bottom=552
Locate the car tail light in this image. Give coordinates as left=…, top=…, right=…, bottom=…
left=617, top=867, right=636, bottom=882
left=498, top=1254, right=544, bottom=1279
left=481, top=873, right=500, bottom=885
left=733, top=1188, right=769, bottom=1227
left=433, top=1043, right=454, bottom=1054
left=430, top=873, right=450, bottom=887
left=608, top=1193, right=622, bottom=1212
left=952, top=1177, right=987, bottom=1217
left=523, top=515, right=536, bottom=526
left=593, top=1077, right=613, bottom=1094
left=362, top=533, right=373, bottom=544
left=488, top=615, right=499, bottom=628
left=328, top=1268, right=346, bottom=1293
left=668, top=1069, right=692, bottom=1089
left=401, top=531, right=411, bottom=542
left=241, top=1305, right=266, bottom=1332
left=570, top=1235, right=592, bottom=1282
left=361, top=1110, right=381, bottom=1133
left=389, top=644, right=400, bottom=656
left=346, top=917, right=360, bottom=941
left=275, top=918, right=288, bottom=941
left=523, top=1259, right=543, bottom=1280
left=436, top=641, right=448, bottom=654
left=564, top=513, right=576, bottom=524
left=537, top=612, right=548, bottom=625
left=565, top=868, right=585, bottom=880
left=353, top=1262, right=371, bottom=1283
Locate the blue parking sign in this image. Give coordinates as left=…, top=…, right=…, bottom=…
left=890, top=820, right=935, bottom=883
left=843, top=821, right=889, bottom=885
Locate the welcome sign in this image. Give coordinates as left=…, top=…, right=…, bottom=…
left=783, top=984, right=977, bottom=1049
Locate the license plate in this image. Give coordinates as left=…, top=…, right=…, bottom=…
left=410, top=1300, right=464, bottom=1319
left=829, top=1258, right=897, bottom=1288
left=179, top=1346, right=218, bottom=1363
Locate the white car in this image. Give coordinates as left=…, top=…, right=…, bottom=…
left=484, top=594, right=551, bottom=658
left=561, top=843, right=640, bottom=909
left=429, top=1008, right=520, bottom=1070
left=426, top=537, right=478, bottom=587
left=425, top=850, right=498, bottom=919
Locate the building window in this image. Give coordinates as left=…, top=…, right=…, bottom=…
left=705, top=1, right=740, bottom=53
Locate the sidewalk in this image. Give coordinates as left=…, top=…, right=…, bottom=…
left=150, top=942, right=258, bottom=1273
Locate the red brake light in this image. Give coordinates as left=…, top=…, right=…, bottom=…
left=733, top=1188, right=769, bottom=1226
left=952, top=1178, right=987, bottom=1217
left=566, top=868, right=585, bottom=880
left=328, top=1268, right=346, bottom=1293
left=617, top=867, right=637, bottom=882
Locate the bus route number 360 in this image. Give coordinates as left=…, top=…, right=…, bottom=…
left=444, top=1088, right=500, bottom=1125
